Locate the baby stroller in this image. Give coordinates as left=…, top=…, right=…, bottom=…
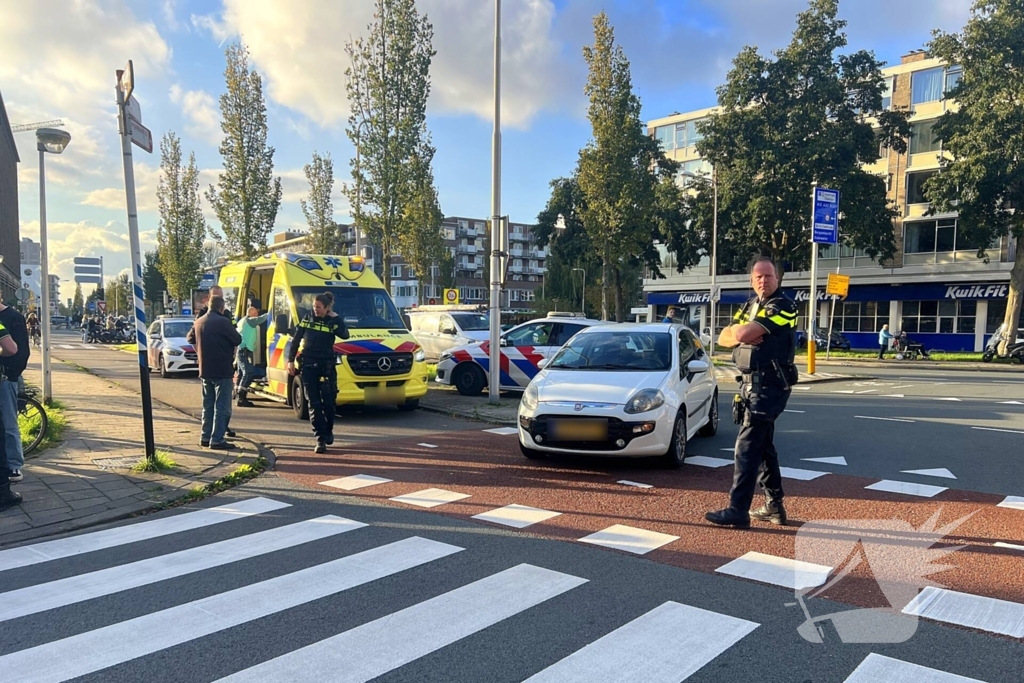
left=892, top=332, right=930, bottom=360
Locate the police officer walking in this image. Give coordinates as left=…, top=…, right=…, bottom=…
left=286, top=292, right=349, bottom=453
left=706, top=257, right=799, bottom=528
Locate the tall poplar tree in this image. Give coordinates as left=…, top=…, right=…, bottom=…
left=301, top=151, right=337, bottom=254
left=398, top=154, right=444, bottom=304
left=72, top=283, right=84, bottom=313
left=207, top=43, right=282, bottom=260
left=344, top=0, right=437, bottom=291
left=157, top=132, right=207, bottom=304
left=926, top=0, right=1024, bottom=353
left=577, top=12, right=672, bottom=321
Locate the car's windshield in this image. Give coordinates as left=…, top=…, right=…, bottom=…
left=451, top=313, right=489, bottom=331
left=549, top=331, right=672, bottom=370
left=163, top=321, right=193, bottom=338
left=292, top=286, right=404, bottom=330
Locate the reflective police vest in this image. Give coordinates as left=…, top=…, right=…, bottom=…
left=731, top=293, right=798, bottom=374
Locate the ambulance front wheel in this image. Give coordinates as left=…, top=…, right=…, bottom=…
left=291, top=375, right=309, bottom=421
left=453, top=364, right=486, bottom=396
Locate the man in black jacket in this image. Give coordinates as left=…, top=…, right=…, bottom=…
left=194, top=285, right=238, bottom=436
left=0, top=302, right=29, bottom=483
left=188, top=296, right=241, bottom=449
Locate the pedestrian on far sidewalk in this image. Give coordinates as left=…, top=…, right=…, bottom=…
left=877, top=324, right=893, bottom=360
left=0, top=300, right=30, bottom=485
left=194, top=285, right=238, bottom=438
left=0, top=318, right=23, bottom=511
left=235, top=305, right=268, bottom=407
left=188, top=296, right=241, bottom=450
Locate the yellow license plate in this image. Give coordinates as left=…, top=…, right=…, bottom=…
left=365, top=387, right=404, bottom=405
left=548, top=418, right=608, bottom=442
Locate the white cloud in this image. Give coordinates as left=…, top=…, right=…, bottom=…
left=199, top=0, right=566, bottom=129
left=161, top=0, right=181, bottom=31
left=169, top=84, right=222, bottom=145
left=190, top=12, right=231, bottom=45
left=80, top=161, right=161, bottom=213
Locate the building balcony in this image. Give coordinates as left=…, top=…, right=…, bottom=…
left=510, top=264, right=523, bottom=273
left=459, top=226, right=478, bottom=238
left=458, top=244, right=478, bottom=254
left=459, top=262, right=480, bottom=271
left=509, top=248, right=524, bottom=257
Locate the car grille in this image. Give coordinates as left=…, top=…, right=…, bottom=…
left=184, top=352, right=197, bottom=362
left=346, top=352, right=413, bottom=377
left=526, top=415, right=641, bottom=451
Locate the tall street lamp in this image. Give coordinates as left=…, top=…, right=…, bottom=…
left=679, top=168, right=718, bottom=355
left=36, top=127, right=71, bottom=403
left=572, top=267, right=586, bottom=315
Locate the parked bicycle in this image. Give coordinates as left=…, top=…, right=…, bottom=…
left=18, top=385, right=48, bottom=456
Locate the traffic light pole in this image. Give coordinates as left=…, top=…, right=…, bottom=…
left=115, top=75, right=157, bottom=462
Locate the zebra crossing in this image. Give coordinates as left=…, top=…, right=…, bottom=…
left=0, top=495, right=1007, bottom=682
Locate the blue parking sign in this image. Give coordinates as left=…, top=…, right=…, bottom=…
left=813, top=187, right=840, bottom=244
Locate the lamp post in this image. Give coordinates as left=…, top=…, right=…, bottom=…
left=353, top=118, right=371, bottom=260
left=487, top=0, right=502, bottom=405
left=679, top=168, right=718, bottom=355
left=572, top=267, right=586, bottom=315
left=36, top=128, right=71, bottom=403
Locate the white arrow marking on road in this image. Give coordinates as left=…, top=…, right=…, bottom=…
left=865, top=480, right=947, bottom=498
left=483, top=427, right=519, bottom=435
left=935, top=397, right=963, bottom=402
left=995, top=542, right=1024, bottom=552
left=802, top=456, right=848, bottom=466
left=844, top=654, right=986, bottom=683
left=880, top=394, right=905, bottom=398
left=688, top=456, right=734, bottom=468
left=855, top=390, right=878, bottom=394
left=579, top=524, right=679, bottom=555
left=901, top=468, right=957, bottom=480
left=716, top=551, right=832, bottom=590
left=998, top=400, right=1024, bottom=405
left=472, top=504, right=562, bottom=528
left=997, top=495, right=1024, bottom=511
left=903, top=586, right=1024, bottom=639
left=855, top=415, right=915, bottom=423
left=784, top=409, right=805, bottom=414
left=617, top=480, right=654, bottom=489
left=779, top=467, right=829, bottom=481
left=973, top=426, right=1024, bottom=435
left=832, top=390, right=855, bottom=394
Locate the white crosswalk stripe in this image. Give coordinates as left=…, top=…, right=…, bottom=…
left=0, top=499, right=1009, bottom=683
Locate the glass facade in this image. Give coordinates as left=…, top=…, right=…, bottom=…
left=909, top=119, right=940, bottom=154
left=901, top=300, right=975, bottom=334
left=836, top=301, right=891, bottom=333
left=911, top=67, right=944, bottom=104
left=906, top=170, right=938, bottom=204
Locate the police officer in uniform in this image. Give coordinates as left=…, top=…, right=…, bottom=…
left=706, top=257, right=799, bottom=528
left=286, top=292, right=349, bottom=453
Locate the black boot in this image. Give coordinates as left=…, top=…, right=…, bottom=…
left=0, top=483, right=23, bottom=512
left=750, top=497, right=787, bottom=525
left=236, top=390, right=254, bottom=408
left=314, top=439, right=326, bottom=454
left=705, top=507, right=750, bottom=528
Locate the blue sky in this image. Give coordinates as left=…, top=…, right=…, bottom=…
left=1, top=0, right=972, bottom=300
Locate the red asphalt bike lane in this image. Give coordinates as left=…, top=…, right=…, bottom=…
left=274, top=428, right=1024, bottom=627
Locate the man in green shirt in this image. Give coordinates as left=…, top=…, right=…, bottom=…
left=235, top=306, right=269, bottom=407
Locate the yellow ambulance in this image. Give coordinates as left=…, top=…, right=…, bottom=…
left=217, top=252, right=428, bottom=418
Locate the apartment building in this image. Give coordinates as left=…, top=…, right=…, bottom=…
left=0, top=90, right=22, bottom=302
left=268, top=216, right=549, bottom=311
left=644, top=50, right=1018, bottom=352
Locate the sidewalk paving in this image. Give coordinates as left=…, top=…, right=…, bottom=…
left=420, top=364, right=854, bottom=426
left=0, top=359, right=263, bottom=546
left=813, top=357, right=1024, bottom=372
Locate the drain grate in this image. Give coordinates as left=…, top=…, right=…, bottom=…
left=93, top=456, right=142, bottom=470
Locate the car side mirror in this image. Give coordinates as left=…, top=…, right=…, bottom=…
left=151, top=333, right=161, bottom=341
left=537, top=358, right=550, bottom=369
left=441, top=326, right=456, bottom=335
left=686, top=359, right=711, bottom=375
left=274, top=313, right=291, bottom=336
left=499, top=337, right=509, bottom=346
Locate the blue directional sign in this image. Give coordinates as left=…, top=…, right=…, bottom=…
left=813, top=187, right=840, bottom=244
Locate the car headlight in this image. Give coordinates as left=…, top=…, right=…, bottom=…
left=624, top=389, right=665, bottom=414
left=439, top=350, right=453, bottom=362
left=414, top=348, right=426, bottom=362
left=521, top=383, right=539, bottom=411
left=165, top=347, right=184, bottom=356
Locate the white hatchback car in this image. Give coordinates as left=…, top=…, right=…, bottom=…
left=518, top=324, right=719, bottom=468
left=147, top=316, right=199, bottom=378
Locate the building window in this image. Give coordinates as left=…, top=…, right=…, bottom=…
left=390, top=265, right=403, bottom=279
left=945, top=65, right=962, bottom=94
left=837, top=301, right=890, bottom=333
left=674, top=118, right=705, bottom=149
left=716, top=304, right=745, bottom=332
left=906, top=170, right=938, bottom=204
left=881, top=76, right=894, bottom=110
left=911, top=67, right=944, bottom=105
left=654, top=125, right=674, bottom=151
left=677, top=159, right=713, bottom=187
left=909, top=120, right=940, bottom=154
left=901, top=300, right=973, bottom=334
left=904, top=218, right=962, bottom=254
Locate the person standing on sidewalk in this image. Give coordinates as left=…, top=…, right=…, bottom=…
left=286, top=292, right=348, bottom=454
left=187, top=296, right=241, bottom=450
left=0, top=301, right=30, bottom=484
left=0, top=318, right=23, bottom=510
left=194, top=285, right=238, bottom=438
left=877, top=324, right=893, bottom=360
left=235, top=305, right=268, bottom=407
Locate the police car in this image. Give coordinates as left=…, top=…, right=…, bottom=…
left=435, top=313, right=610, bottom=395
left=518, top=324, right=718, bottom=468
left=147, top=316, right=199, bottom=378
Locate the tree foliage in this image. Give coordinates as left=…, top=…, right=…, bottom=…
left=344, top=0, right=437, bottom=291
left=676, top=0, right=909, bottom=277
left=397, top=154, right=444, bottom=304
left=926, top=0, right=1024, bottom=350
left=157, top=132, right=207, bottom=303
left=72, top=282, right=84, bottom=313
left=534, top=177, right=600, bottom=318
left=301, top=151, right=338, bottom=254
left=143, top=251, right=167, bottom=303
left=206, top=42, right=282, bottom=260
left=577, top=12, right=674, bottom=321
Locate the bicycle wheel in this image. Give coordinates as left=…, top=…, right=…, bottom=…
left=19, top=394, right=48, bottom=456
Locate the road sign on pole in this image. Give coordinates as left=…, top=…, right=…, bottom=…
left=812, top=188, right=840, bottom=244
left=116, top=60, right=157, bottom=463
left=826, top=273, right=850, bottom=298
left=444, top=288, right=460, bottom=305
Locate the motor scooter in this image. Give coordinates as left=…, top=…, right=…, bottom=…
left=982, top=323, right=1024, bottom=363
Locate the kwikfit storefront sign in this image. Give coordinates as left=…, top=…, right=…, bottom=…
left=647, top=281, right=1010, bottom=305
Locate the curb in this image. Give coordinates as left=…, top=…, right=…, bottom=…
left=418, top=401, right=516, bottom=427
left=813, top=359, right=1024, bottom=374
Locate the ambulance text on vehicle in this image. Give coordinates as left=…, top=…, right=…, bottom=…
left=217, top=253, right=428, bottom=417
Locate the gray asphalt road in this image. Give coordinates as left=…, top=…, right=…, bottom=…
left=0, top=476, right=1019, bottom=683
left=47, top=328, right=481, bottom=453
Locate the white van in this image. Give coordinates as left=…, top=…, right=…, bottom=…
left=407, top=305, right=491, bottom=362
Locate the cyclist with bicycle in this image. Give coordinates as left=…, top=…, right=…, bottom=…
left=0, top=305, right=25, bottom=511
left=26, top=310, right=40, bottom=347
